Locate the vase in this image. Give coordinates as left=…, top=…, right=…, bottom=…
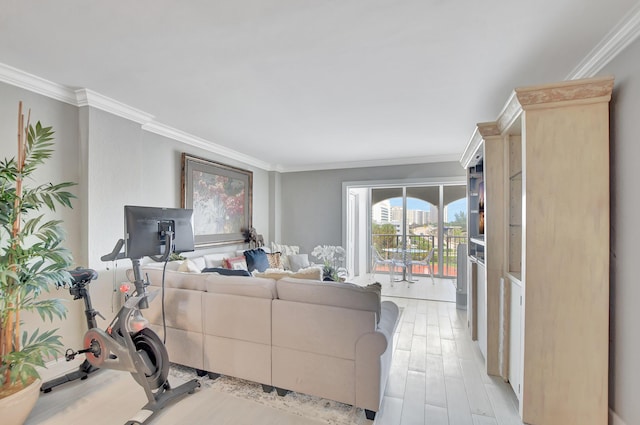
left=0, top=378, right=42, bottom=425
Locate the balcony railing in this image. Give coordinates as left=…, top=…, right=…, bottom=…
left=372, top=233, right=466, bottom=278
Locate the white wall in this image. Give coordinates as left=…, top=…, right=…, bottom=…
left=599, top=36, right=640, bottom=425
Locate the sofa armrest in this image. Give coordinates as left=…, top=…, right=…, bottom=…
left=378, top=301, right=400, bottom=337
left=354, top=300, right=399, bottom=413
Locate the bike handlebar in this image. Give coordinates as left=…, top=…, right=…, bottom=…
left=101, top=239, right=125, bottom=262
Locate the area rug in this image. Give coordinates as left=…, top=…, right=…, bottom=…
left=170, top=364, right=371, bottom=425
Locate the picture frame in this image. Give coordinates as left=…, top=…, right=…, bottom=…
left=181, top=153, right=252, bottom=247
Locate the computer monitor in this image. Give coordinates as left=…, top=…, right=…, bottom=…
left=124, top=205, right=195, bottom=260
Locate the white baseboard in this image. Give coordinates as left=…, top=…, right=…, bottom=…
left=610, top=409, right=628, bottom=425
left=38, top=356, right=84, bottom=381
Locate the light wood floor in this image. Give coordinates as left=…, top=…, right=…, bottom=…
left=375, top=295, right=524, bottom=425
left=358, top=274, right=458, bottom=303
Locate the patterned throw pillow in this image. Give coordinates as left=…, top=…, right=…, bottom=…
left=266, top=252, right=283, bottom=269
left=223, top=255, right=248, bottom=271
left=270, top=242, right=300, bottom=270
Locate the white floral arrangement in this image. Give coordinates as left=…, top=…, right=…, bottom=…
left=311, top=245, right=348, bottom=281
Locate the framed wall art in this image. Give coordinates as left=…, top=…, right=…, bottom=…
left=181, top=153, right=252, bottom=247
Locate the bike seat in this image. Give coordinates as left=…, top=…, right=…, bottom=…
left=69, top=267, right=98, bottom=285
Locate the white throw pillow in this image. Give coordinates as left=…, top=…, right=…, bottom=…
left=177, top=259, right=201, bottom=273
left=288, top=253, right=310, bottom=272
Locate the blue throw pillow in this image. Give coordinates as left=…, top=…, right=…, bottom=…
left=243, top=248, right=270, bottom=272
left=201, top=267, right=251, bottom=277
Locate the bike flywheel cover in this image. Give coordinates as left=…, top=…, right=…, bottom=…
left=131, top=328, right=169, bottom=390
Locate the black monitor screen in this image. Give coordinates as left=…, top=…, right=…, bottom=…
left=124, top=205, right=195, bottom=259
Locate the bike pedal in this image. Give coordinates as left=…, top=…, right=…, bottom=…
left=65, top=348, right=77, bottom=361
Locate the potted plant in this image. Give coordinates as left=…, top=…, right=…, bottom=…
left=311, top=245, right=348, bottom=282
left=0, top=102, right=76, bottom=424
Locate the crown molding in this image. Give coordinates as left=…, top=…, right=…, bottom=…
left=142, top=121, right=273, bottom=171
left=459, top=122, right=500, bottom=168
left=0, top=63, right=77, bottom=105
left=567, top=2, right=640, bottom=79
left=277, top=153, right=462, bottom=173
left=75, top=89, right=154, bottom=124
left=515, top=76, right=614, bottom=110
left=460, top=127, right=483, bottom=169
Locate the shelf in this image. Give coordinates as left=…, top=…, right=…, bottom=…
left=470, top=237, right=485, bottom=246
left=507, top=271, right=522, bottom=284
left=506, top=272, right=522, bottom=287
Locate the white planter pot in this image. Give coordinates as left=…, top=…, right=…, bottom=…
left=0, top=378, right=42, bottom=425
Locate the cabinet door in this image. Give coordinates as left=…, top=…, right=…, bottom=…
left=477, top=263, right=487, bottom=361
left=509, top=281, right=522, bottom=398
left=467, top=259, right=477, bottom=339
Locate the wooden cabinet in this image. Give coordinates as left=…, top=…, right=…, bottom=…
left=461, top=76, right=613, bottom=425
left=508, top=278, right=522, bottom=398
left=462, top=123, right=505, bottom=377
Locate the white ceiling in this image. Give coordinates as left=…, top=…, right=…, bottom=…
left=0, top=1, right=638, bottom=171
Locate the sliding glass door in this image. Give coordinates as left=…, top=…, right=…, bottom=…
left=369, top=184, right=466, bottom=278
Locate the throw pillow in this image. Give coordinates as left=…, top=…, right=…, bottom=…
left=253, top=267, right=322, bottom=281
left=270, top=242, right=300, bottom=270
left=177, top=259, right=201, bottom=273
left=288, top=253, right=310, bottom=272
left=243, top=248, right=270, bottom=272
left=292, top=266, right=323, bottom=280
left=266, top=252, right=284, bottom=269
left=202, top=267, right=251, bottom=277
left=223, top=256, right=248, bottom=271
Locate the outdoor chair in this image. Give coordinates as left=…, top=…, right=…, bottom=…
left=406, top=247, right=435, bottom=284
left=371, top=246, right=403, bottom=284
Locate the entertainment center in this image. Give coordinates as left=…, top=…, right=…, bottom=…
left=461, top=76, right=613, bottom=425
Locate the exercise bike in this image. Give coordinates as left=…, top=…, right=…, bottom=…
left=40, top=267, right=102, bottom=393
left=46, top=235, right=200, bottom=424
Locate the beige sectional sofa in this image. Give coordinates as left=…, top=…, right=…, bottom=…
left=141, top=259, right=399, bottom=419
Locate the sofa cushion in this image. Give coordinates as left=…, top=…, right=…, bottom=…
left=243, top=248, right=270, bottom=272
left=205, top=274, right=277, bottom=299
left=143, top=267, right=209, bottom=291
left=202, top=267, right=252, bottom=277
left=277, top=278, right=381, bottom=322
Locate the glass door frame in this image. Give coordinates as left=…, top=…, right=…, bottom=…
left=342, top=176, right=466, bottom=280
